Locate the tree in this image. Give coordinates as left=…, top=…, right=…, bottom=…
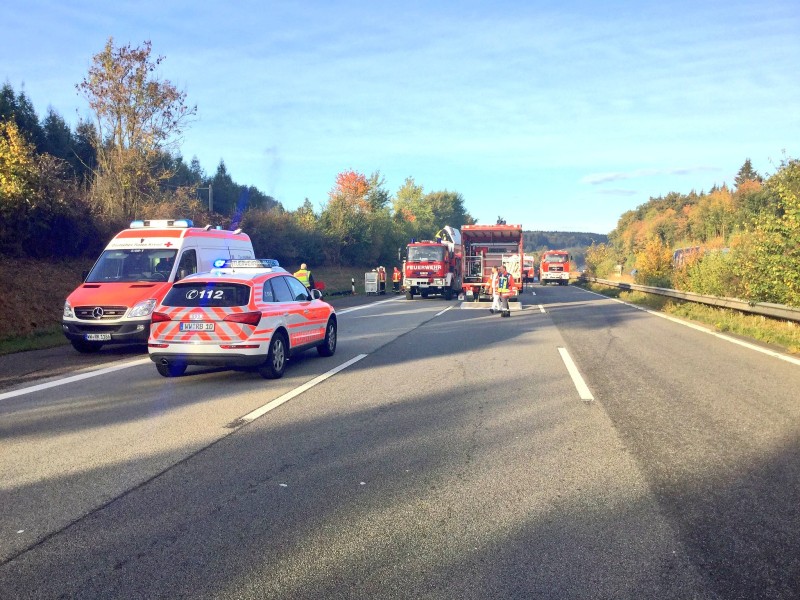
left=735, top=158, right=762, bottom=188
left=320, top=169, right=372, bottom=265
left=77, top=38, right=196, bottom=218
left=735, top=158, right=800, bottom=306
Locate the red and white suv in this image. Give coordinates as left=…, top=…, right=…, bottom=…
left=148, top=259, right=337, bottom=378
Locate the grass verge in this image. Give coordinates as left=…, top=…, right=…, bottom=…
left=0, top=327, right=69, bottom=356
left=582, top=282, right=800, bottom=354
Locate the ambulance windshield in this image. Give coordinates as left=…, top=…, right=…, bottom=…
left=86, top=249, right=179, bottom=283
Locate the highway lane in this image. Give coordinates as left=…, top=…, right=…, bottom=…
left=1, top=285, right=798, bottom=597
left=0, top=295, right=430, bottom=563
left=543, top=284, right=800, bottom=599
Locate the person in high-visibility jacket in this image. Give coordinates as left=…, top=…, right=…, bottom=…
left=392, top=267, right=401, bottom=293
left=496, top=265, right=515, bottom=317
left=293, top=263, right=314, bottom=290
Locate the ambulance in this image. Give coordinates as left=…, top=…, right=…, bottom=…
left=62, top=219, right=255, bottom=352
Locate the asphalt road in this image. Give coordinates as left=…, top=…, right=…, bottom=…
left=1, top=285, right=799, bottom=599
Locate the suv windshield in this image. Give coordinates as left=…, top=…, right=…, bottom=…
left=162, top=282, right=251, bottom=307
left=407, top=246, right=445, bottom=262
left=86, top=249, right=178, bottom=283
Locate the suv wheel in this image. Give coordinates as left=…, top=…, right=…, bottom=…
left=317, top=319, right=337, bottom=357
left=259, top=333, right=287, bottom=379
left=156, top=361, right=187, bottom=378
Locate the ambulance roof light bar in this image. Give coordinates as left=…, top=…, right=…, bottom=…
left=129, top=219, right=193, bottom=229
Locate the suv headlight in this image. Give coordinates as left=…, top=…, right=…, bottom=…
left=128, top=299, right=157, bottom=319
left=63, top=301, right=74, bottom=319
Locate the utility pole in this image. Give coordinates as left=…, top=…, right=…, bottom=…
left=197, top=184, right=213, bottom=212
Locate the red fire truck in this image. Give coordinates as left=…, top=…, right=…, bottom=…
left=539, top=249, right=572, bottom=285
left=460, top=224, right=524, bottom=301
left=403, top=226, right=462, bottom=300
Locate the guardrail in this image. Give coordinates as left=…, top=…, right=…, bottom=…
left=582, top=276, right=800, bottom=323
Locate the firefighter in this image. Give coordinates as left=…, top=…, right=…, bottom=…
left=496, top=264, right=515, bottom=317
left=378, top=266, right=386, bottom=294
left=392, top=267, right=401, bottom=293
left=488, top=266, right=502, bottom=314
left=293, top=263, right=314, bottom=290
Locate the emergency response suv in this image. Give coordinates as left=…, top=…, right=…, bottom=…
left=147, top=259, right=337, bottom=379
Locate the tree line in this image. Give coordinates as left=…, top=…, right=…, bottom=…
left=585, top=158, right=800, bottom=307
left=0, top=39, right=473, bottom=268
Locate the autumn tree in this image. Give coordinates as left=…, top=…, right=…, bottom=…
left=320, top=169, right=372, bottom=265
left=735, top=158, right=800, bottom=306
left=77, top=38, right=196, bottom=219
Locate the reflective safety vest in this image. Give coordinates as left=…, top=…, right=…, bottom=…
left=497, top=272, right=511, bottom=293
left=294, top=268, right=311, bottom=287
left=392, top=270, right=401, bottom=283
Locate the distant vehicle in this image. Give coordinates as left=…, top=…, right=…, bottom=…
left=539, top=250, right=572, bottom=285
left=147, top=259, right=337, bottom=379
left=62, top=219, right=255, bottom=353
left=522, top=254, right=538, bottom=283
left=460, top=224, right=524, bottom=301
left=403, top=226, right=462, bottom=300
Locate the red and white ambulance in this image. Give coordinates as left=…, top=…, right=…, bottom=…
left=62, top=219, right=255, bottom=352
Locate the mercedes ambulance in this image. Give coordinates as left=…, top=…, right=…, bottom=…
left=62, top=219, right=255, bottom=352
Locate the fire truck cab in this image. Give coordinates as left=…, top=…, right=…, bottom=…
left=539, top=250, right=572, bottom=285
left=403, top=226, right=462, bottom=300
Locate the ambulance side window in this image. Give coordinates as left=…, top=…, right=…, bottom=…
left=271, top=276, right=294, bottom=303
left=176, top=250, right=197, bottom=281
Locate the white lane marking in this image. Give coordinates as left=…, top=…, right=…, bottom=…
left=237, top=353, right=368, bottom=424
left=539, top=304, right=546, bottom=313
left=0, top=358, right=151, bottom=401
left=578, top=287, right=800, bottom=367
left=558, top=347, right=594, bottom=402
left=337, top=297, right=403, bottom=314
left=435, top=305, right=455, bottom=317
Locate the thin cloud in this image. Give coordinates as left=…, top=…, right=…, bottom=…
left=581, top=166, right=719, bottom=185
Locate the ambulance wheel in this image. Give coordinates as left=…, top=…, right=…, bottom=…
left=317, top=318, right=337, bottom=357
left=156, top=361, right=187, bottom=377
left=71, top=339, right=103, bottom=353
left=406, top=291, right=414, bottom=300
left=259, top=333, right=287, bottom=379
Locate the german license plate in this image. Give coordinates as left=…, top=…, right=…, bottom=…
left=86, top=333, right=111, bottom=341
left=180, top=322, right=215, bottom=332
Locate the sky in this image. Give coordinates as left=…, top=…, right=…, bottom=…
left=3, top=0, right=799, bottom=234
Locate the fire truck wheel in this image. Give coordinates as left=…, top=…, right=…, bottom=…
left=71, top=339, right=103, bottom=353
left=444, top=288, right=453, bottom=300
left=317, top=319, right=337, bottom=357
left=259, top=333, right=287, bottom=379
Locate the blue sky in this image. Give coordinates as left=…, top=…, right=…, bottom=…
left=3, top=0, right=799, bottom=233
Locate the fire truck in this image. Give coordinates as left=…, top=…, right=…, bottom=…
left=539, top=249, right=572, bottom=285
left=461, top=224, right=524, bottom=301
left=403, top=226, right=462, bottom=300
left=522, top=255, right=538, bottom=284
